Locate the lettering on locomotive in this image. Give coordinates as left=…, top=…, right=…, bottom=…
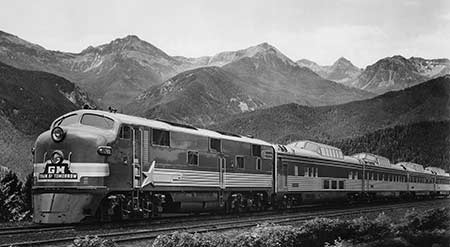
left=39, top=164, right=78, bottom=179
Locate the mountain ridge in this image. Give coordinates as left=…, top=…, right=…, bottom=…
left=0, top=30, right=373, bottom=109
left=213, top=75, right=450, bottom=143
left=296, top=57, right=362, bottom=85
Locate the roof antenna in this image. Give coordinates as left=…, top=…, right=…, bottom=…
left=108, top=106, right=117, bottom=113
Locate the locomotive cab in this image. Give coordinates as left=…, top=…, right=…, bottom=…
left=32, top=111, right=116, bottom=223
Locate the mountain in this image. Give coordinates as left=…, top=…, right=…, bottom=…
left=126, top=66, right=265, bottom=126
left=0, top=62, right=93, bottom=177
left=0, top=31, right=197, bottom=107
left=353, top=56, right=450, bottom=94
left=325, top=57, right=362, bottom=84
left=213, top=75, right=450, bottom=143
left=296, top=57, right=362, bottom=85
left=219, top=43, right=372, bottom=106
left=328, top=121, right=450, bottom=171
left=127, top=43, right=374, bottom=126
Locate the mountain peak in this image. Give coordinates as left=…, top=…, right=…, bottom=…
left=255, top=42, right=272, bottom=49
left=112, top=34, right=144, bottom=45
left=336, top=57, right=351, bottom=63
left=123, top=34, right=141, bottom=41
left=332, top=57, right=354, bottom=67
left=245, top=42, right=278, bottom=54
left=390, top=55, right=408, bottom=61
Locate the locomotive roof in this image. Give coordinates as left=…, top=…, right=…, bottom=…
left=66, top=110, right=272, bottom=146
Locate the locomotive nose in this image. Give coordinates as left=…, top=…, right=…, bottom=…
left=33, top=126, right=112, bottom=224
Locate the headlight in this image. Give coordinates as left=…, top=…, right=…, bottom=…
left=51, top=150, right=64, bottom=164
left=51, top=127, right=65, bottom=142
left=97, top=146, right=112, bottom=156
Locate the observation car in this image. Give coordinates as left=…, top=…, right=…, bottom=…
left=32, top=110, right=450, bottom=223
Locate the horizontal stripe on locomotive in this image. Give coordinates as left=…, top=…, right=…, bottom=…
left=436, top=185, right=450, bottom=190
left=34, top=162, right=110, bottom=182
left=151, top=168, right=271, bottom=188
left=224, top=173, right=272, bottom=187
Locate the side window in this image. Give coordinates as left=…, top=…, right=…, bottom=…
left=187, top=151, right=199, bottom=166
left=331, top=180, right=337, bottom=189
left=210, top=138, right=221, bottom=152
left=152, top=129, right=170, bottom=146
left=252, top=144, right=261, bottom=157
left=119, top=126, right=131, bottom=139
left=236, top=156, right=245, bottom=169
left=339, top=180, right=344, bottom=189
left=294, top=166, right=299, bottom=176
left=256, top=158, right=262, bottom=170
left=324, top=180, right=330, bottom=189
left=304, top=167, right=309, bottom=177
left=349, top=171, right=353, bottom=179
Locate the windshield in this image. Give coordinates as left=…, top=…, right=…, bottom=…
left=80, top=114, right=115, bottom=130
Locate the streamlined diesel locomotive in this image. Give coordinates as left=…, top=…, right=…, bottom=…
left=32, top=110, right=450, bottom=223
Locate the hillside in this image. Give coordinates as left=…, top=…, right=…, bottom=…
left=214, top=76, right=450, bottom=143
left=0, top=115, right=34, bottom=179
left=328, top=121, right=450, bottom=171
left=126, top=66, right=265, bottom=126
left=0, top=62, right=92, bottom=134
left=0, top=62, right=93, bottom=177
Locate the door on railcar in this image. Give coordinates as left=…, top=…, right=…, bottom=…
left=218, top=156, right=226, bottom=189
left=132, top=127, right=142, bottom=189
left=277, top=158, right=288, bottom=191
left=108, top=125, right=134, bottom=189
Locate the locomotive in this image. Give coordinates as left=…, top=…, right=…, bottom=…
left=32, top=110, right=450, bottom=223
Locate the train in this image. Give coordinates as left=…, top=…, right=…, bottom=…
left=32, top=109, right=450, bottom=224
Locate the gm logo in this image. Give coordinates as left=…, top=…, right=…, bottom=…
left=48, top=166, right=66, bottom=174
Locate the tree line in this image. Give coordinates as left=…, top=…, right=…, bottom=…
left=328, top=121, right=450, bottom=171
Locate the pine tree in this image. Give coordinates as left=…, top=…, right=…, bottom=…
left=0, top=171, right=24, bottom=221
left=20, top=172, right=33, bottom=220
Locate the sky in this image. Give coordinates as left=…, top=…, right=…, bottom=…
left=1, top=0, right=449, bottom=67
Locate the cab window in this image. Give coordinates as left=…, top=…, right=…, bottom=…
left=81, top=114, right=114, bottom=129
left=54, top=114, right=78, bottom=127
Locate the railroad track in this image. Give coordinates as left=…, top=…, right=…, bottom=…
left=0, top=203, right=322, bottom=238
left=1, top=199, right=448, bottom=247
left=0, top=224, right=75, bottom=236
